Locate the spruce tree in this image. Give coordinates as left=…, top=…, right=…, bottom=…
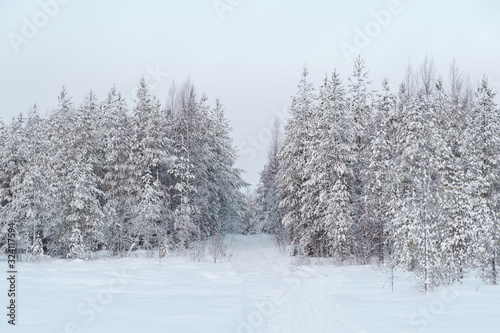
left=277, top=66, right=316, bottom=255
left=463, top=78, right=500, bottom=284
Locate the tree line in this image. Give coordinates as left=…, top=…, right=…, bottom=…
left=0, top=78, right=247, bottom=260
left=254, top=58, right=500, bottom=290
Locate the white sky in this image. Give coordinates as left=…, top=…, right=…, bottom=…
left=1, top=0, right=499, bottom=187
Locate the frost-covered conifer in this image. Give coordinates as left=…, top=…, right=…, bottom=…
left=277, top=66, right=316, bottom=255
left=463, top=78, right=500, bottom=284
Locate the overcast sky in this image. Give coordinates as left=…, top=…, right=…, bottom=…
left=1, top=0, right=499, bottom=187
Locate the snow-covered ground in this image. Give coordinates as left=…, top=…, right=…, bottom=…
left=1, top=234, right=499, bottom=332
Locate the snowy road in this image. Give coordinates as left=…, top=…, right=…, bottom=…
left=1, top=234, right=499, bottom=332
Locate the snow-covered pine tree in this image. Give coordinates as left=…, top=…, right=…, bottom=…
left=315, top=71, right=357, bottom=260
left=296, top=75, right=330, bottom=257
left=463, top=78, right=500, bottom=285
left=46, top=87, right=78, bottom=256
left=130, top=78, right=172, bottom=251
left=277, top=66, right=316, bottom=255
left=101, top=86, right=135, bottom=256
left=2, top=107, right=56, bottom=258
left=347, top=57, right=372, bottom=262
left=0, top=114, right=30, bottom=255
left=205, top=98, right=247, bottom=234
left=167, top=81, right=207, bottom=242
left=361, top=78, right=397, bottom=263
left=433, top=78, right=474, bottom=283
left=63, top=91, right=107, bottom=255
left=387, top=75, right=453, bottom=291
left=22, top=106, right=52, bottom=260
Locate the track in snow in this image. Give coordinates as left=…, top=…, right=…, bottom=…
left=1, top=234, right=498, bottom=333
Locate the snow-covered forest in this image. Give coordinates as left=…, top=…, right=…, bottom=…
left=1, top=58, right=499, bottom=293
left=0, top=78, right=247, bottom=260
left=254, top=58, right=500, bottom=290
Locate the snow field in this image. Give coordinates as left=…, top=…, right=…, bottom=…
left=1, top=234, right=499, bottom=333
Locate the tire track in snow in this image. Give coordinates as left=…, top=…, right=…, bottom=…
left=231, top=236, right=369, bottom=332
left=273, top=265, right=370, bottom=333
